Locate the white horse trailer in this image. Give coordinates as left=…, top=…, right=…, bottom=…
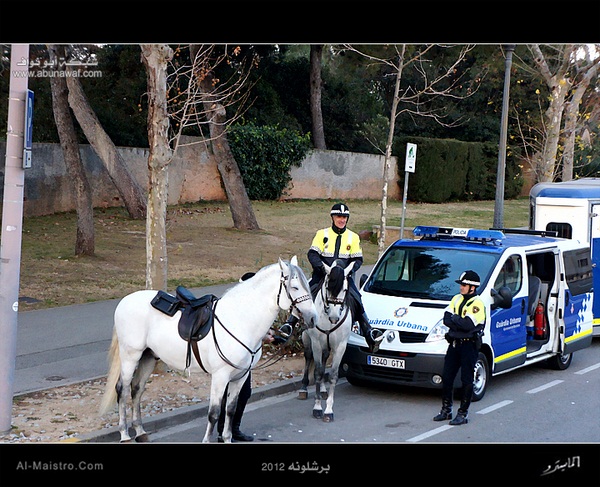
left=529, top=178, right=600, bottom=337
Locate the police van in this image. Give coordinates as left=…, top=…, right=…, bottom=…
left=341, top=226, right=594, bottom=400
left=529, top=177, right=600, bottom=336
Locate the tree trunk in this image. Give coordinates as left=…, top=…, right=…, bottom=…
left=530, top=44, right=574, bottom=183
left=47, top=45, right=95, bottom=256
left=310, top=45, right=327, bottom=150
left=66, top=75, right=147, bottom=219
left=141, top=44, right=174, bottom=291
left=561, top=62, right=598, bottom=181
left=378, top=46, right=405, bottom=258
left=190, top=44, right=260, bottom=231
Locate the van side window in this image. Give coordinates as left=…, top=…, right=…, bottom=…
left=546, top=222, right=572, bottom=239
left=494, top=255, right=522, bottom=296
left=563, top=248, right=593, bottom=295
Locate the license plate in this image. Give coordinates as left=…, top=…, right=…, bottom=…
left=367, top=355, right=405, bottom=369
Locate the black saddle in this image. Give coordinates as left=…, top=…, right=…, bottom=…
left=151, top=286, right=217, bottom=343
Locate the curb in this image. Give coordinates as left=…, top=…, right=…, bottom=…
left=73, top=376, right=305, bottom=443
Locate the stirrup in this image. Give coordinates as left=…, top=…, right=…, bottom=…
left=279, top=323, right=293, bottom=338
left=370, top=329, right=384, bottom=342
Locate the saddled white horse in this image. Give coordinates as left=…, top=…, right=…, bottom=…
left=99, top=256, right=318, bottom=443
left=298, top=259, right=355, bottom=422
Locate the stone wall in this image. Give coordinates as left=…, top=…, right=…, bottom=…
left=0, top=137, right=399, bottom=217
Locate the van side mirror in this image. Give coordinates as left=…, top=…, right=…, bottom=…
left=491, top=286, right=512, bottom=309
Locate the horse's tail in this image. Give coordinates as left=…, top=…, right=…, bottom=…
left=99, top=328, right=121, bottom=416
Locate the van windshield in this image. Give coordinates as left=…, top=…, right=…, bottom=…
left=363, top=246, right=498, bottom=300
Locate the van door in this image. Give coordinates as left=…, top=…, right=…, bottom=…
left=490, top=253, right=527, bottom=373
left=590, top=204, right=600, bottom=333
left=561, top=246, right=594, bottom=354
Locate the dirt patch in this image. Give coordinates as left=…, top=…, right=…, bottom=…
left=3, top=350, right=306, bottom=443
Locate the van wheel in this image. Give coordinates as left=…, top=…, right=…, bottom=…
left=547, top=352, right=572, bottom=370
left=472, top=352, right=489, bottom=402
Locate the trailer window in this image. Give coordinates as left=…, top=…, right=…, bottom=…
left=546, top=222, right=572, bottom=239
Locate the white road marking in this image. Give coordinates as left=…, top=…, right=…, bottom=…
left=406, top=424, right=453, bottom=443
left=526, top=379, right=563, bottom=394
left=476, top=400, right=513, bottom=414
left=574, top=363, right=600, bottom=375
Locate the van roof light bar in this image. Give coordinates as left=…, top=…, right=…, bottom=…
left=413, top=226, right=505, bottom=243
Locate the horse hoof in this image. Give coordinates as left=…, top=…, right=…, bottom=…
left=323, top=413, right=334, bottom=422
left=321, top=392, right=328, bottom=400
left=298, top=391, right=308, bottom=400
left=135, top=433, right=150, bottom=443
left=313, top=409, right=323, bottom=419
left=119, top=438, right=133, bottom=443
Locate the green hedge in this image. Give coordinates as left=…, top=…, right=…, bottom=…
left=394, top=136, right=523, bottom=203
left=229, top=123, right=312, bottom=200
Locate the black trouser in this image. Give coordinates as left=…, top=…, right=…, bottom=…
left=441, top=339, right=478, bottom=411
left=218, top=373, right=251, bottom=434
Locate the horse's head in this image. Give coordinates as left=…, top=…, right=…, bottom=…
left=278, top=256, right=318, bottom=328
left=321, top=260, right=354, bottom=324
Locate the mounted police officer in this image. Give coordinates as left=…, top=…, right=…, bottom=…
left=282, top=203, right=383, bottom=352
left=433, top=270, right=485, bottom=426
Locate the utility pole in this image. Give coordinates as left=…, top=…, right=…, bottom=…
left=0, top=44, right=30, bottom=434
left=493, top=44, right=515, bottom=229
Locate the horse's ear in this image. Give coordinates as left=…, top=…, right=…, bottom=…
left=290, top=255, right=298, bottom=267
left=279, top=257, right=285, bottom=270
left=345, top=261, right=355, bottom=277
left=323, top=262, right=332, bottom=275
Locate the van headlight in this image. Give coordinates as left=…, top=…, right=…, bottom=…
left=426, top=320, right=449, bottom=342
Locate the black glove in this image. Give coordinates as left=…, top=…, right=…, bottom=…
left=443, top=311, right=453, bottom=326
left=444, top=333, right=452, bottom=344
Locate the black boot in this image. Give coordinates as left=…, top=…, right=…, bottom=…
left=449, top=386, right=472, bottom=425
left=449, top=409, right=468, bottom=425
left=433, top=398, right=453, bottom=421
left=232, top=426, right=254, bottom=442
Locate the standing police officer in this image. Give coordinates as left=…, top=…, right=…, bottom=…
left=433, top=270, right=485, bottom=425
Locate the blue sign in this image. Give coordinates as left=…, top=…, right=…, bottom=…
left=24, top=89, right=33, bottom=150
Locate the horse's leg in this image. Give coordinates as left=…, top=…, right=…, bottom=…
left=320, top=347, right=330, bottom=400
left=298, top=332, right=312, bottom=400
left=322, top=345, right=346, bottom=422
left=221, top=376, right=245, bottom=443
left=115, top=351, right=142, bottom=443
left=312, top=342, right=326, bottom=419
left=130, top=349, right=157, bottom=442
left=203, top=373, right=231, bottom=443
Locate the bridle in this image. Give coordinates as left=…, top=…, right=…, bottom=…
left=315, top=274, right=351, bottom=349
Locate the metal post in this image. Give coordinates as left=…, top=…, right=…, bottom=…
left=0, top=44, right=29, bottom=434
left=400, top=172, right=409, bottom=239
left=493, top=44, right=515, bottom=229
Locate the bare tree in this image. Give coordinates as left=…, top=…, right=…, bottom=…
left=527, top=44, right=576, bottom=182
left=514, top=44, right=600, bottom=183
left=310, top=44, right=326, bottom=149
left=47, top=44, right=95, bottom=256
left=65, top=49, right=147, bottom=220
left=341, top=44, right=477, bottom=256
left=560, top=46, right=599, bottom=181
left=180, top=44, right=259, bottom=230
left=140, top=44, right=173, bottom=290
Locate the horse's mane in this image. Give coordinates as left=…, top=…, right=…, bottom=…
left=327, top=263, right=346, bottom=296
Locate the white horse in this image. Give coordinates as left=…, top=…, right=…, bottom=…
left=298, top=260, right=355, bottom=422
left=99, top=256, right=318, bottom=443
